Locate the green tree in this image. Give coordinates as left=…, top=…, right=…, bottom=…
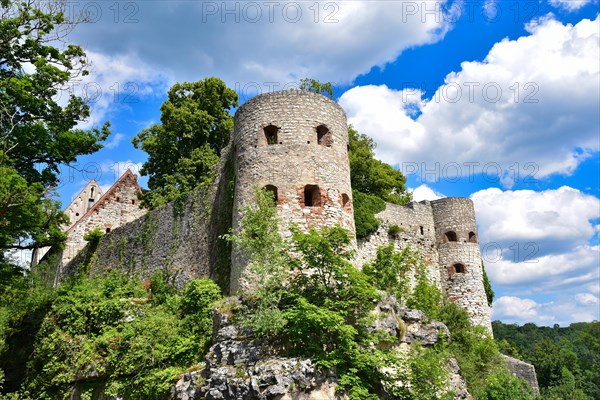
left=348, top=126, right=411, bottom=238
left=132, top=77, right=238, bottom=208
left=348, top=126, right=411, bottom=206
left=299, top=78, right=334, bottom=99
left=0, top=0, right=110, bottom=256
left=363, top=244, right=417, bottom=303
left=482, top=261, right=495, bottom=306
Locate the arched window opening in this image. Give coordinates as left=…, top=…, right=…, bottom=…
left=342, top=193, right=350, bottom=207
left=453, top=263, right=466, bottom=273
left=304, top=185, right=321, bottom=207
left=263, top=125, right=279, bottom=145
left=131, top=199, right=136, bottom=205
left=90, top=187, right=95, bottom=197
left=105, top=228, right=111, bottom=233
left=468, top=231, right=477, bottom=243
left=116, top=197, right=121, bottom=202
left=264, top=185, right=278, bottom=205
left=420, top=226, right=424, bottom=235
left=445, top=231, right=457, bottom=242
left=316, top=125, right=333, bottom=146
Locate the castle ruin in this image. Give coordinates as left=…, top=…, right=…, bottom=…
left=57, top=90, right=492, bottom=333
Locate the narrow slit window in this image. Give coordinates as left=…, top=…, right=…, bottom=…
left=420, top=226, right=424, bottom=235
left=445, top=231, right=457, bottom=242
left=263, top=125, right=279, bottom=145
left=304, top=185, right=321, bottom=207
left=264, top=185, right=278, bottom=205
left=316, top=125, right=333, bottom=146
left=468, top=231, right=477, bottom=243
left=453, top=263, right=466, bottom=273
left=342, top=193, right=350, bottom=207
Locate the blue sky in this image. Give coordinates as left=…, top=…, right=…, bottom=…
left=52, top=0, right=599, bottom=326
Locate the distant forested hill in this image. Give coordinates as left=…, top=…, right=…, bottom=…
left=493, top=320, right=600, bottom=399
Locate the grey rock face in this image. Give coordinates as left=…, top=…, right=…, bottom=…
left=503, top=355, right=540, bottom=396
left=172, top=298, right=471, bottom=400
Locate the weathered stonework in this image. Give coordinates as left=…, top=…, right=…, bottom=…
left=58, top=170, right=146, bottom=270
left=58, top=90, right=491, bottom=333
left=230, top=91, right=355, bottom=292
left=503, top=355, right=540, bottom=396
left=58, top=148, right=236, bottom=291
left=356, top=198, right=493, bottom=333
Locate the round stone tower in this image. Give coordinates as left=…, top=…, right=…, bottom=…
left=230, top=90, right=355, bottom=292
left=431, top=198, right=492, bottom=333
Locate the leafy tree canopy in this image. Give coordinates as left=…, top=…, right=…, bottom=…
left=0, top=0, right=110, bottom=254
left=298, top=78, right=334, bottom=99
left=132, top=77, right=238, bottom=208
left=349, top=126, right=411, bottom=206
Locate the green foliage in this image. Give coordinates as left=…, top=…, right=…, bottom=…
left=493, top=320, right=599, bottom=399
left=0, top=272, right=220, bottom=399
left=0, top=1, right=110, bottom=256
left=347, top=125, right=412, bottom=239
left=401, top=344, right=454, bottom=400
left=388, top=224, right=403, bottom=237
left=482, top=261, right=494, bottom=306
left=406, top=265, right=443, bottom=319
left=149, top=271, right=176, bottom=305
left=348, top=126, right=411, bottom=206
left=362, top=244, right=416, bottom=303
left=298, top=78, right=335, bottom=99
left=352, top=190, right=386, bottom=239
left=132, top=77, right=238, bottom=209
left=83, top=227, right=103, bottom=244
left=224, top=187, right=288, bottom=338
left=471, top=368, right=534, bottom=400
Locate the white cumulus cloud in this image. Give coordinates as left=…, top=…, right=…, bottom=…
left=339, top=16, right=600, bottom=181
left=469, top=186, right=599, bottom=300
left=410, top=184, right=444, bottom=201
left=493, top=294, right=600, bottom=326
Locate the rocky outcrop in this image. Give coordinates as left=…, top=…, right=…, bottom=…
left=171, top=297, right=471, bottom=400
left=503, top=355, right=540, bottom=396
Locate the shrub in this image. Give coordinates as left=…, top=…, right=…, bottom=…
left=472, top=368, right=535, bottom=400
left=352, top=190, right=386, bottom=239
left=83, top=226, right=103, bottom=244
left=388, top=224, right=403, bottom=237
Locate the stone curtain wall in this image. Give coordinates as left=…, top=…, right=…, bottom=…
left=503, top=355, right=540, bottom=396
left=59, top=147, right=235, bottom=292
left=355, top=201, right=441, bottom=287
left=230, top=91, right=355, bottom=292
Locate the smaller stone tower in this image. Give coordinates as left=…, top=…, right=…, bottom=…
left=431, top=198, right=492, bottom=332
left=230, top=90, right=355, bottom=292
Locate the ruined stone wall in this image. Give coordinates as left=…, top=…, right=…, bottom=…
left=60, top=174, right=146, bottom=267
left=356, top=198, right=492, bottom=333
left=58, top=147, right=235, bottom=291
left=355, top=201, right=441, bottom=286
left=503, top=355, right=540, bottom=396
left=230, top=90, right=355, bottom=292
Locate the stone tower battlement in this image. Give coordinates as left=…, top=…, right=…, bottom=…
left=230, top=90, right=356, bottom=291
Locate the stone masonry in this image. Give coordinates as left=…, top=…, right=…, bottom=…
left=356, top=198, right=493, bottom=333
left=58, top=170, right=146, bottom=274
left=59, top=90, right=492, bottom=333
left=230, top=91, right=355, bottom=292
